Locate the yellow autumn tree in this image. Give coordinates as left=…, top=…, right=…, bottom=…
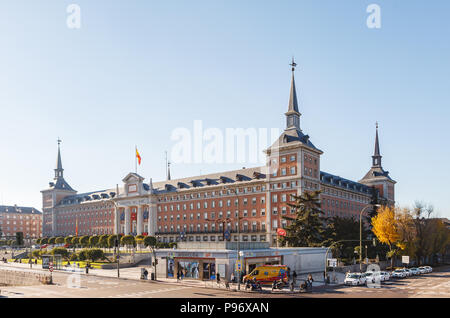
left=371, top=206, right=405, bottom=268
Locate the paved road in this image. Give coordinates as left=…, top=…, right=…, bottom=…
left=1, top=263, right=449, bottom=298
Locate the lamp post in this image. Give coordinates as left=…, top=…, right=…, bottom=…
left=359, top=204, right=381, bottom=272
left=110, top=199, right=123, bottom=278
left=224, top=185, right=242, bottom=291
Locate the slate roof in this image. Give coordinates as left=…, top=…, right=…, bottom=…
left=57, top=190, right=117, bottom=206
left=269, top=128, right=322, bottom=153
left=0, top=205, right=42, bottom=214
left=151, top=166, right=267, bottom=194
left=359, top=166, right=395, bottom=183
left=320, top=171, right=372, bottom=195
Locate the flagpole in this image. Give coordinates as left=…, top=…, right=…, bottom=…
left=135, top=145, right=137, bottom=174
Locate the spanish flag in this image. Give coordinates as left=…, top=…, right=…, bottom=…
left=75, top=218, right=78, bottom=236
left=136, top=147, right=142, bottom=165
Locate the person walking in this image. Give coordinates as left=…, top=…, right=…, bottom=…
left=292, top=271, right=297, bottom=284
left=143, top=268, right=148, bottom=280
left=216, top=272, right=221, bottom=287
left=230, top=272, right=235, bottom=284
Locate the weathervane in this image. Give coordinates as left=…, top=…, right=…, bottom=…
left=289, top=57, right=297, bottom=72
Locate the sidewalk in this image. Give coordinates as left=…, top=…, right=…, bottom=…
left=0, top=262, right=342, bottom=294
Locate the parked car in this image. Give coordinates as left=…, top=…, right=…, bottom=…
left=403, top=268, right=413, bottom=277
left=364, top=271, right=382, bottom=284
left=380, top=271, right=390, bottom=281
left=424, top=266, right=432, bottom=273
left=344, top=273, right=366, bottom=286
left=409, top=268, right=420, bottom=275
left=391, top=269, right=407, bottom=278
left=418, top=267, right=428, bottom=274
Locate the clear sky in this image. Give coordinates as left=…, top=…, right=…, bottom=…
left=0, top=1, right=449, bottom=218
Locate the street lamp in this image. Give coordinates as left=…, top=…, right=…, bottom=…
left=224, top=185, right=242, bottom=291
left=359, top=204, right=381, bottom=272
left=109, top=198, right=123, bottom=278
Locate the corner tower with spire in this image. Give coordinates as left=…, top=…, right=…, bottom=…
left=359, top=123, right=396, bottom=205
left=41, top=139, right=77, bottom=236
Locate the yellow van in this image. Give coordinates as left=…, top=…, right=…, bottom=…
left=243, top=265, right=289, bottom=284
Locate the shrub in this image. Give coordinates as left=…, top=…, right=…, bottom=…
left=78, top=249, right=88, bottom=261
left=87, top=248, right=104, bottom=262
left=168, top=242, right=177, bottom=249
left=51, top=247, right=69, bottom=259
left=69, top=253, right=78, bottom=261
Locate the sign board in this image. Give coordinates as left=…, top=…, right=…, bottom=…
left=235, top=260, right=242, bottom=272
left=327, top=259, right=337, bottom=267
left=224, top=230, right=231, bottom=241
left=218, top=264, right=226, bottom=278
left=402, top=256, right=410, bottom=264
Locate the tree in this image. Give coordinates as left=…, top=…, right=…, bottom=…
left=135, top=235, right=145, bottom=250
left=108, top=235, right=119, bottom=249
left=279, top=190, right=325, bottom=247
left=51, top=247, right=69, bottom=260
left=36, top=238, right=42, bottom=245
left=72, top=236, right=80, bottom=247
left=55, top=237, right=65, bottom=244
left=121, top=235, right=135, bottom=252
left=371, top=206, right=405, bottom=268
left=322, top=216, right=370, bottom=262
left=79, top=235, right=90, bottom=248
left=48, top=237, right=56, bottom=245
left=15, top=232, right=24, bottom=246
left=64, top=236, right=72, bottom=246
left=98, top=235, right=109, bottom=249
left=89, top=236, right=99, bottom=248
left=144, top=236, right=158, bottom=279
left=41, top=237, right=49, bottom=245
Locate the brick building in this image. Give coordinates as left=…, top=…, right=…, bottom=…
left=41, top=63, right=396, bottom=245
left=0, top=205, right=42, bottom=239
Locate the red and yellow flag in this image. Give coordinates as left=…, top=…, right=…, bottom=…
left=136, top=147, right=142, bottom=165
left=75, top=218, right=78, bottom=236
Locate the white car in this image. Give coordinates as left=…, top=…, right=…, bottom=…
left=391, top=269, right=407, bottom=278
left=364, top=271, right=382, bottom=284
left=408, top=268, right=419, bottom=275
left=344, top=273, right=366, bottom=286
left=403, top=269, right=413, bottom=277
left=380, top=271, right=390, bottom=281
left=424, top=266, right=432, bottom=273
left=418, top=267, right=428, bottom=274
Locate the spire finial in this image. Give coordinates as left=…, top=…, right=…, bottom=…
left=289, top=57, right=297, bottom=72
left=376, top=121, right=378, bottom=130
left=57, top=138, right=61, bottom=147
